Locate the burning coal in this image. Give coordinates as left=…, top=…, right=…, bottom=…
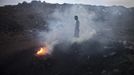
left=35, top=46, right=49, bottom=56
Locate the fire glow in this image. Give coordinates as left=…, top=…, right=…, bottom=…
left=36, top=47, right=48, bottom=56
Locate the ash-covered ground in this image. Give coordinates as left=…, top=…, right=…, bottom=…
left=0, top=1, right=134, bottom=75
left=1, top=35, right=134, bottom=75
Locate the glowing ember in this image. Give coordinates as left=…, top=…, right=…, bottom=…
left=36, top=47, right=48, bottom=56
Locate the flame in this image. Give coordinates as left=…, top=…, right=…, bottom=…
left=36, top=47, right=48, bottom=56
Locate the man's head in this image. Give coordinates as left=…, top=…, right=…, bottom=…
left=74, top=16, right=78, bottom=20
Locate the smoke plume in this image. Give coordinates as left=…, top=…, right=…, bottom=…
left=38, top=5, right=97, bottom=53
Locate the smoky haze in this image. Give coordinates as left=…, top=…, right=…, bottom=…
left=0, top=2, right=134, bottom=75
left=0, top=1, right=133, bottom=59
left=38, top=5, right=115, bottom=53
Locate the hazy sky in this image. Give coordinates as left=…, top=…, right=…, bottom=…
left=0, top=0, right=134, bottom=7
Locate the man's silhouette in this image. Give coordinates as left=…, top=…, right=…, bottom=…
left=74, top=16, right=80, bottom=38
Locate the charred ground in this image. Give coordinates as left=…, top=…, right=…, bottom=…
left=0, top=1, right=134, bottom=75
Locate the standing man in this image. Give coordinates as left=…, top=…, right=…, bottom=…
left=74, top=16, right=80, bottom=38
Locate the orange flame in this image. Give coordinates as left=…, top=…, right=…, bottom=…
left=36, top=47, right=48, bottom=56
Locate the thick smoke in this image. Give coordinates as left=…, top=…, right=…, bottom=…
left=38, top=5, right=97, bottom=53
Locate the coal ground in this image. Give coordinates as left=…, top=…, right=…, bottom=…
left=0, top=2, right=134, bottom=75
left=0, top=32, right=134, bottom=75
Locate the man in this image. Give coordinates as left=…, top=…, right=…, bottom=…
left=74, top=16, right=80, bottom=38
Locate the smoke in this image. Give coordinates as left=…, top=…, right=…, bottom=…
left=38, top=5, right=97, bottom=53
